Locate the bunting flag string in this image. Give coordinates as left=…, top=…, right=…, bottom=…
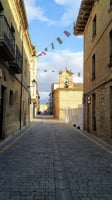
left=51, top=42, right=55, bottom=50
left=42, top=51, right=46, bottom=55
left=38, top=68, right=56, bottom=72
left=36, top=0, right=99, bottom=58
left=37, top=28, right=72, bottom=57
left=57, top=37, right=63, bottom=44
left=38, top=68, right=81, bottom=77
left=64, top=30, right=71, bottom=37
left=78, top=72, right=80, bottom=77
left=37, top=53, right=43, bottom=57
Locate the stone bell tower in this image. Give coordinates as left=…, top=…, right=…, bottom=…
left=59, top=67, right=74, bottom=89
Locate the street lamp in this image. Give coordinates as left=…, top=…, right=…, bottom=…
left=32, top=79, right=36, bottom=85
left=27, top=79, right=36, bottom=88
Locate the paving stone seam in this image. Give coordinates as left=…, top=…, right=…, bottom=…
left=51, top=127, right=75, bottom=200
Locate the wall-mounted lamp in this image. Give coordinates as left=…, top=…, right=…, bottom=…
left=32, top=79, right=36, bottom=84
left=27, top=85, right=34, bottom=89
left=27, top=79, right=36, bottom=88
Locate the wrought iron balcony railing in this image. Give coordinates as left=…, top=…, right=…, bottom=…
left=9, top=45, right=22, bottom=74
left=110, top=55, right=112, bottom=65
left=0, top=15, right=15, bottom=60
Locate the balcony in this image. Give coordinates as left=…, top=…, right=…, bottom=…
left=9, top=45, right=22, bottom=74
left=110, top=55, right=112, bottom=65
left=0, top=15, right=15, bottom=61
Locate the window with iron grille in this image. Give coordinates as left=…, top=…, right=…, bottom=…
left=9, top=90, right=13, bottom=106
left=0, top=1, right=3, bottom=11
left=92, top=15, right=96, bottom=38
left=110, top=0, right=112, bottom=7
left=92, top=54, right=96, bottom=80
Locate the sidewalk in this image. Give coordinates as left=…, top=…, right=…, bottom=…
left=0, top=124, right=31, bottom=153
left=73, top=127, right=112, bottom=154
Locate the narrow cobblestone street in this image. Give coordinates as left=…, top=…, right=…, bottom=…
left=0, top=117, right=112, bottom=200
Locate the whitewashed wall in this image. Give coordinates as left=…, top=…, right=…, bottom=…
left=65, top=104, right=83, bottom=129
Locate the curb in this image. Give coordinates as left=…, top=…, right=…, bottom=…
left=73, top=127, right=112, bottom=154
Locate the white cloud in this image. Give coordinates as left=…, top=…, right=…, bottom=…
left=24, top=0, right=55, bottom=24
left=54, top=0, right=80, bottom=6
left=24, top=0, right=81, bottom=26
left=39, top=92, right=50, bottom=104
left=37, top=49, right=83, bottom=103
left=54, top=0, right=82, bottom=26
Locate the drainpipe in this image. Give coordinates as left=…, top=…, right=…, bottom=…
left=20, top=33, right=24, bottom=130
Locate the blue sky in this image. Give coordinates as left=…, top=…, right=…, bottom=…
left=24, top=0, right=83, bottom=103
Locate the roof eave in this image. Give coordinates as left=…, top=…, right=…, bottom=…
left=74, top=0, right=95, bottom=35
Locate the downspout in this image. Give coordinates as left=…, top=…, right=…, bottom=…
left=20, top=33, right=24, bottom=130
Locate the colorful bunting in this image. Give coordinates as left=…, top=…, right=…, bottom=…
left=78, top=72, right=80, bottom=77
left=44, top=48, right=48, bottom=51
left=57, top=37, right=63, bottom=44
left=64, top=30, right=71, bottom=37
left=37, top=29, right=72, bottom=57
left=42, top=51, right=46, bottom=55
left=37, top=53, right=43, bottom=57
left=51, top=42, right=55, bottom=49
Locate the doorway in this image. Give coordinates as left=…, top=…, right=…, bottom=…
left=92, top=93, right=96, bottom=131
left=87, top=103, right=90, bottom=132
left=0, top=85, right=6, bottom=140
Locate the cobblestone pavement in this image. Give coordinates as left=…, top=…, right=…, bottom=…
left=0, top=117, right=112, bottom=200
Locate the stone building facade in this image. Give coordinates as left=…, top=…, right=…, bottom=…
left=74, top=0, right=112, bottom=142
left=51, top=68, right=83, bottom=123
left=0, top=0, right=37, bottom=140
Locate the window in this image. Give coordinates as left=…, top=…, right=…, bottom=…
left=11, top=24, right=15, bottom=36
left=110, top=0, right=112, bottom=7
left=64, top=78, right=69, bottom=88
left=110, top=30, right=112, bottom=65
left=92, top=15, right=96, bottom=38
left=9, top=90, right=13, bottom=106
left=0, top=1, right=3, bottom=11
left=92, top=54, right=96, bottom=80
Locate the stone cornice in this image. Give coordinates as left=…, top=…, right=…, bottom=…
left=74, top=0, right=95, bottom=35
left=16, top=0, right=28, bottom=30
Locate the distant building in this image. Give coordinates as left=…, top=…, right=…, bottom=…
left=29, top=51, right=39, bottom=120
left=0, top=0, right=38, bottom=140
left=74, top=0, right=112, bottom=141
left=50, top=68, right=83, bottom=127
left=40, top=104, right=48, bottom=114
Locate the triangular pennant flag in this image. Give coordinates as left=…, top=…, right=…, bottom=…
left=37, top=53, right=43, bottom=57
left=42, top=51, right=46, bottom=55
left=78, top=72, right=80, bottom=77
left=57, top=37, right=63, bottom=44
left=64, top=30, right=71, bottom=37
left=51, top=43, right=55, bottom=49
